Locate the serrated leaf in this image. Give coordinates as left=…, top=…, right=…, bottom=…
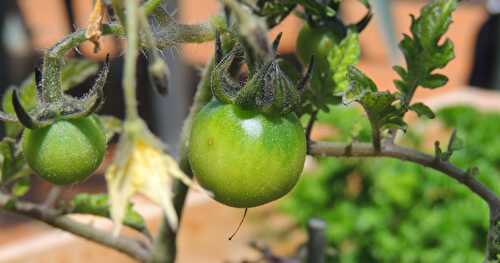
left=409, top=102, right=435, bottom=119
left=410, top=0, right=457, bottom=49
left=394, top=0, right=457, bottom=105
left=344, top=66, right=376, bottom=102
left=359, top=91, right=406, bottom=131
left=328, top=31, right=361, bottom=93
left=12, top=176, right=30, bottom=197
left=70, top=193, right=147, bottom=233
left=393, top=66, right=408, bottom=81
left=346, top=67, right=405, bottom=132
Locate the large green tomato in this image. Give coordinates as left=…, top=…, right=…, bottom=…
left=22, top=115, right=106, bottom=185
left=188, top=100, right=307, bottom=208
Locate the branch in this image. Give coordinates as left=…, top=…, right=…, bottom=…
left=45, top=19, right=218, bottom=62
left=0, top=193, right=151, bottom=262
left=309, top=141, right=500, bottom=207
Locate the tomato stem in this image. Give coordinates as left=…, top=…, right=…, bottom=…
left=123, top=0, right=140, bottom=121
left=41, top=57, right=64, bottom=104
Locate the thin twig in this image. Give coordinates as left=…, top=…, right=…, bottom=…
left=0, top=193, right=151, bottom=262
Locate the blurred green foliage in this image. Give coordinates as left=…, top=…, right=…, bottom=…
left=282, top=104, right=500, bottom=263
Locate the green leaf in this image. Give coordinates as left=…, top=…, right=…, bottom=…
left=254, top=0, right=297, bottom=27
left=345, top=66, right=377, bottom=102
left=394, top=0, right=457, bottom=104
left=12, top=176, right=30, bottom=197
left=436, top=129, right=463, bottom=161
left=70, top=193, right=147, bottom=234
left=359, top=92, right=406, bottom=131
left=346, top=67, right=405, bottom=132
left=328, top=31, right=361, bottom=93
left=410, top=0, right=457, bottom=49
left=420, top=74, right=449, bottom=89
left=447, top=129, right=463, bottom=153
left=0, top=139, right=27, bottom=186
left=409, top=102, right=435, bottom=119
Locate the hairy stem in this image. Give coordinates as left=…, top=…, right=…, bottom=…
left=0, top=193, right=151, bottom=262
left=123, top=0, right=140, bottom=121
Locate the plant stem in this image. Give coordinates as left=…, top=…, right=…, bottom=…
left=0, top=192, right=151, bottom=262
left=123, top=0, right=140, bottom=121
left=41, top=56, right=64, bottom=104
left=151, top=59, right=215, bottom=263
left=486, top=205, right=500, bottom=262
left=305, top=110, right=318, bottom=151
left=307, top=219, right=326, bottom=263
left=310, top=140, right=500, bottom=207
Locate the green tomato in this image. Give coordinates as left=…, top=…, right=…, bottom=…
left=297, top=23, right=341, bottom=91
left=296, top=23, right=340, bottom=69
left=22, top=115, right=106, bottom=185
left=188, top=100, right=307, bottom=208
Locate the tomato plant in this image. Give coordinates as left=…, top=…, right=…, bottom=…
left=22, top=115, right=106, bottom=185
left=189, top=100, right=306, bottom=207
left=0, top=0, right=498, bottom=263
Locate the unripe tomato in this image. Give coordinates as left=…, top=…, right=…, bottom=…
left=297, top=23, right=342, bottom=95
left=297, top=23, right=340, bottom=69
left=188, top=100, right=306, bottom=208
left=22, top=115, right=106, bottom=185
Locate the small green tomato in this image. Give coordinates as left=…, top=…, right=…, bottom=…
left=22, top=115, right=106, bottom=185
left=188, top=100, right=307, bottom=208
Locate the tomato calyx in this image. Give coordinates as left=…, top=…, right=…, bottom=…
left=211, top=32, right=314, bottom=116
left=11, top=55, right=110, bottom=129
